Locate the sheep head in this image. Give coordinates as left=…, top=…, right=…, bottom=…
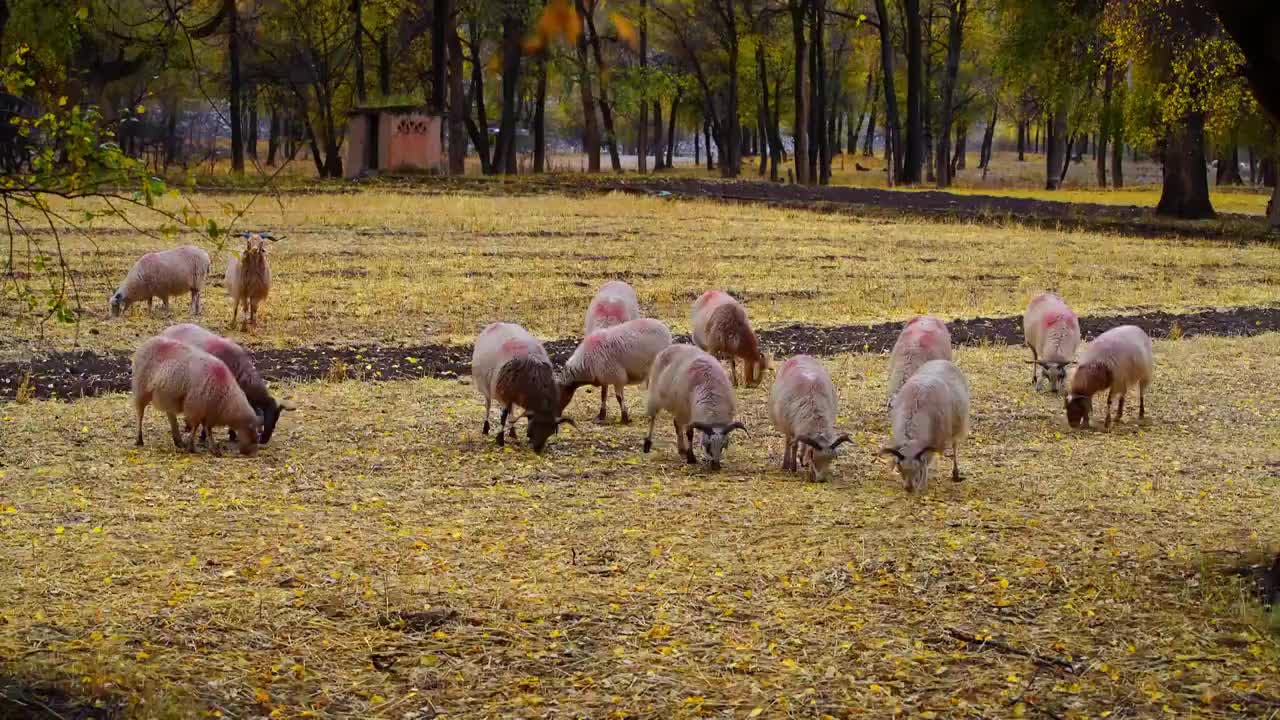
left=881, top=445, right=935, bottom=493
left=1065, top=394, right=1092, bottom=429
left=798, top=433, right=852, bottom=482
left=691, top=421, right=747, bottom=470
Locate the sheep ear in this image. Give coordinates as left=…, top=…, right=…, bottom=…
left=879, top=447, right=904, bottom=460
left=830, top=433, right=852, bottom=449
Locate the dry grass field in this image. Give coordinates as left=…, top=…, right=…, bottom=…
left=1, top=189, right=1278, bottom=718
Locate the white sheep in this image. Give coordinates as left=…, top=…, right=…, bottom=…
left=881, top=359, right=969, bottom=493
left=472, top=322, right=572, bottom=452
left=162, top=323, right=292, bottom=443
left=226, top=232, right=277, bottom=328
left=642, top=344, right=745, bottom=470
left=887, top=315, right=953, bottom=408
left=691, top=289, right=769, bottom=387
left=110, top=245, right=211, bottom=317
left=558, top=318, right=673, bottom=424
left=1065, top=324, right=1153, bottom=430
left=584, top=280, right=641, bottom=335
left=768, top=354, right=851, bottom=481
left=132, top=335, right=260, bottom=456
left=1023, top=292, right=1081, bottom=393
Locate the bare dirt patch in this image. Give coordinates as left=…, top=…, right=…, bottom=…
left=3, top=306, right=1277, bottom=402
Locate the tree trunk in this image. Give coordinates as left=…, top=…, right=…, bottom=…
left=935, top=0, right=966, bottom=188
left=756, top=44, right=775, bottom=179
left=164, top=101, right=179, bottom=169
left=1216, top=135, right=1243, bottom=185
left=953, top=122, right=966, bottom=171
left=790, top=0, right=809, bottom=185
left=1156, top=111, right=1215, bottom=219
left=1097, top=63, right=1112, bottom=187
left=666, top=90, right=679, bottom=168
left=267, top=108, right=280, bottom=166
left=575, top=19, right=600, bottom=172
left=652, top=100, right=664, bottom=169
left=978, top=104, right=996, bottom=169
left=1269, top=179, right=1280, bottom=229
left=902, top=0, right=925, bottom=183
left=431, top=0, right=447, bottom=112
left=1112, top=134, right=1124, bottom=188
left=227, top=0, right=244, bottom=175
left=873, top=0, right=901, bottom=183
left=807, top=29, right=819, bottom=182
left=533, top=53, right=547, bottom=173
left=638, top=0, right=648, bottom=173
left=704, top=111, right=714, bottom=170
left=863, top=101, right=877, bottom=156
left=246, top=85, right=258, bottom=161
left=813, top=0, right=830, bottom=184
left=1248, top=147, right=1258, bottom=184
left=1045, top=109, right=1067, bottom=189
left=694, top=126, right=700, bottom=166
left=580, top=0, right=622, bottom=172
left=466, top=22, right=492, bottom=174
left=353, top=0, right=367, bottom=104
left=722, top=2, right=741, bottom=178
left=446, top=1, right=467, bottom=175
left=379, top=33, right=392, bottom=96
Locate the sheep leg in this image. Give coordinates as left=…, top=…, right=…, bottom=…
left=482, top=398, right=492, bottom=434
left=191, top=288, right=201, bottom=315
left=615, top=385, right=630, bottom=424
left=782, top=435, right=793, bottom=471
left=1139, top=385, right=1146, bottom=420
left=205, top=426, right=222, bottom=457
left=184, top=420, right=199, bottom=452
left=595, top=385, right=608, bottom=424
left=249, top=299, right=259, bottom=327
left=684, top=424, right=697, bottom=464
left=1029, top=347, right=1039, bottom=385
left=1116, top=393, right=1126, bottom=424
left=642, top=415, right=656, bottom=453
left=496, top=406, right=511, bottom=447
left=231, top=298, right=240, bottom=327
left=161, top=297, right=172, bottom=315
left=166, top=413, right=184, bottom=449
left=1104, top=388, right=1113, bottom=429
left=951, top=444, right=963, bottom=482
left=729, top=357, right=739, bottom=387
left=134, top=395, right=150, bottom=446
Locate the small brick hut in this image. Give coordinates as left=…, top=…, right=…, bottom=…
left=343, top=105, right=443, bottom=178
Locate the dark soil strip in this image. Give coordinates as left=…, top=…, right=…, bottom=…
left=0, top=676, right=121, bottom=719
left=3, top=306, right=1278, bottom=403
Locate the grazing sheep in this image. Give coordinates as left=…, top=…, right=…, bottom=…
left=690, top=290, right=769, bottom=388
left=881, top=359, right=969, bottom=493
left=887, top=315, right=953, bottom=408
left=769, top=355, right=851, bottom=481
left=558, top=318, right=673, bottom=424
left=642, top=344, right=746, bottom=470
left=226, top=232, right=278, bottom=328
left=109, top=245, right=211, bottom=317
left=584, top=280, right=641, bottom=335
left=1065, top=325, right=1153, bottom=430
left=1023, top=292, right=1081, bottom=393
left=161, top=323, right=291, bottom=443
left=472, top=322, right=573, bottom=452
left=132, top=336, right=260, bottom=456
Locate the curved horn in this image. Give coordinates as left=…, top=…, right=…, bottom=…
left=723, top=421, right=747, bottom=435
left=690, top=422, right=715, bottom=434
left=797, top=435, right=824, bottom=450
left=830, top=433, right=852, bottom=449
left=557, top=417, right=576, bottom=427
left=914, top=447, right=939, bottom=460
left=879, top=447, right=905, bottom=460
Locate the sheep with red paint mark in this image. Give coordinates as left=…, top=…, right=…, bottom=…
left=584, top=280, right=641, bottom=335
left=162, top=323, right=292, bottom=443
left=768, top=355, right=851, bottom=481
left=1065, top=325, right=1153, bottom=430
left=1023, top=292, right=1081, bottom=393
left=690, top=290, right=769, bottom=388
left=110, top=245, right=211, bottom=317
left=472, top=322, right=573, bottom=452
left=886, top=315, right=953, bottom=408
left=131, top=335, right=260, bottom=456
left=881, top=359, right=970, bottom=493
left=558, top=318, right=673, bottom=424
left=642, top=344, right=745, bottom=470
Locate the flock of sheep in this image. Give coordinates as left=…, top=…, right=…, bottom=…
left=114, top=235, right=1156, bottom=492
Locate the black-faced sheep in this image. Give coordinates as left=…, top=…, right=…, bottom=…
left=472, top=322, right=572, bottom=453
